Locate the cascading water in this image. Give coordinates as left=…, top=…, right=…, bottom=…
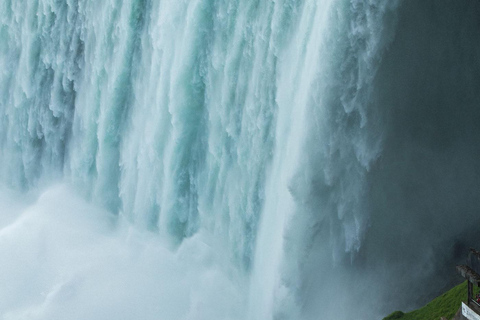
left=1, top=0, right=480, bottom=319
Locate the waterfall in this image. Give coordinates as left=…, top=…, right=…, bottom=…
left=1, top=0, right=480, bottom=319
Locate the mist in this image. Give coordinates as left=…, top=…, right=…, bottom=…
left=0, top=185, right=245, bottom=320
left=299, top=0, right=480, bottom=317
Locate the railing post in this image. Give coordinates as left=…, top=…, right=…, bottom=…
left=469, top=281, right=473, bottom=305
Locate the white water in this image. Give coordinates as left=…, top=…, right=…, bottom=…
left=0, top=0, right=400, bottom=318
left=3, top=0, right=480, bottom=319
left=0, top=185, right=244, bottom=320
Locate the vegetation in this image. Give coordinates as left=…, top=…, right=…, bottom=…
left=383, top=281, right=467, bottom=320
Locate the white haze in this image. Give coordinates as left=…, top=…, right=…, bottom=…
left=0, top=184, right=245, bottom=320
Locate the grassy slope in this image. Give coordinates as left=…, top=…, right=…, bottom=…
left=383, top=281, right=467, bottom=320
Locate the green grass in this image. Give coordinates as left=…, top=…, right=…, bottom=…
left=383, top=281, right=467, bottom=320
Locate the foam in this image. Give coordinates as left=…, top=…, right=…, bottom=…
left=0, top=185, right=245, bottom=320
